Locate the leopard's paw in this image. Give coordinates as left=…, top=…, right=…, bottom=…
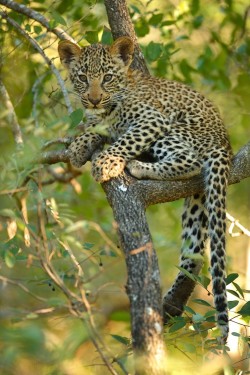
left=126, top=160, right=145, bottom=179
left=68, top=133, right=103, bottom=168
left=92, top=153, right=126, bottom=182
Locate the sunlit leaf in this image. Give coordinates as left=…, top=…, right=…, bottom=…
left=5, top=250, right=16, bottom=268
left=237, top=301, right=250, bottom=317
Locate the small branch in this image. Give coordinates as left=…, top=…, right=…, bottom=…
left=0, top=78, right=23, bottom=146
left=39, top=149, right=69, bottom=164
left=0, top=0, right=76, bottom=42
left=0, top=12, right=73, bottom=114
left=42, top=137, right=73, bottom=150
left=0, top=275, right=46, bottom=303
left=226, top=212, right=250, bottom=237
left=0, top=187, right=28, bottom=195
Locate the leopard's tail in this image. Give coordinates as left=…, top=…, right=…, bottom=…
left=204, top=149, right=231, bottom=341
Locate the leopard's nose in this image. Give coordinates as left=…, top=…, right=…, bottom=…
left=88, top=95, right=102, bottom=106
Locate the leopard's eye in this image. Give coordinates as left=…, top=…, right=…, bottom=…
left=103, top=74, right=112, bottom=83
left=79, top=74, right=88, bottom=83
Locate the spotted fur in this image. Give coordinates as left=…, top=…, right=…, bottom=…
left=58, top=37, right=232, bottom=341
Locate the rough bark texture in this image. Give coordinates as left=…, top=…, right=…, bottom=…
left=104, top=0, right=149, bottom=74
left=103, top=175, right=166, bottom=374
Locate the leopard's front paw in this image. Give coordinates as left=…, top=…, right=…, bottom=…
left=91, top=152, right=126, bottom=182
left=68, top=133, right=103, bottom=168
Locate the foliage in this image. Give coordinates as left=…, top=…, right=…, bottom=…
left=0, top=0, right=249, bottom=374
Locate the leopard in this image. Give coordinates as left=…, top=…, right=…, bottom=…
left=58, top=36, right=233, bottom=342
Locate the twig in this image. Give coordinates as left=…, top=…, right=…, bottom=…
left=0, top=275, right=46, bottom=302
left=42, top=137, right=73, bottom=150
left=227, top=212, right=250, bottom=237
left=0, top=78, right=23, bottom=146
left=0, top=0, right=76, bottom=42
left=0, top=187, right=28, bottom=195
left=0, top=12, right=73, bottom=114
left=39, top=149, right=70, bottom=164
left=31, top=73, right=47, bottom=128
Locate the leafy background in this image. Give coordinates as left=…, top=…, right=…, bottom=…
left=0, top=0, right=249, bottom=374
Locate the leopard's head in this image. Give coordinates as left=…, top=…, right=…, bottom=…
left=58, top=37, right=134, bottom=112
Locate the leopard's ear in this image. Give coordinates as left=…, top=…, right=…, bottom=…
left=110, top=37, right=134, bottom=67
left=58, top=40, right=81, bottom=69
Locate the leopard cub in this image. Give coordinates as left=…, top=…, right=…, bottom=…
left=58, top=36, right=232, bottom=342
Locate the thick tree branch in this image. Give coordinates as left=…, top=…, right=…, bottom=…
left=104, top=0, right=149, bottom=74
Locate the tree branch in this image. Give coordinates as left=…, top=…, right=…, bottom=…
left=0, top=0, right=76, bottom=42
left=0, top=78, right=23, bottom=146
left=104, top=0, right=149, bottom=74
left=0, top=11, right=73, bottom=114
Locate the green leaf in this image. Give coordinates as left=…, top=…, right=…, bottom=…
left=226, top=273, right=239, bottom=285
left=177, top=267, right=197, bottom=282
left=237, top=301, right=250, bottom=317
left=232, top=282, right=244, bottom=298
left=146, top=42, right=162, bottom=62
left=135, top=17, right=150, bottom=37
left=34, top=25, right=42, bottom=35
left=199, top=275, right=211, bottom=289
left=148, top=13, right=163, bottom=27
left=99, top=249, right=117, bottom=257
left=193, top=15, right=203, bottom=29
left=110, top=311, right=130, bottom=322
left=191, top=0, right=200, bottom=15
left=184, top=306, right=196, bottom=314
left=101, top=28, right=112, bottom=45
left=227, top=289, right=240, bottom=298
left=161, top=20, right=176, bottom=26
left=0, top=209, right=16, bottom=218
left=228, top=300, right=239, bottom=310
left=25, top=24, right=31, bottom=32
left=192, top=313, right=205, bottom=323
left=70, top=109, right=83, bottom=128
left=83, top=242, right=95, bottom=250
left=5, top=250, right=16, bottom=268
left=85, top=31, right=99, bottom=44
left=169, top=319, right=186, bottom=333
left=111, top=334, right=130, bottom=345
left=130, top=5, right=141, bottom=14
left=204, top=310, right=216, bottom=318
left=193, top=298, right=211, bottom=307
left=183, top=343, right=196, bottom=353
left=50, top=11, right=67, bottom=26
